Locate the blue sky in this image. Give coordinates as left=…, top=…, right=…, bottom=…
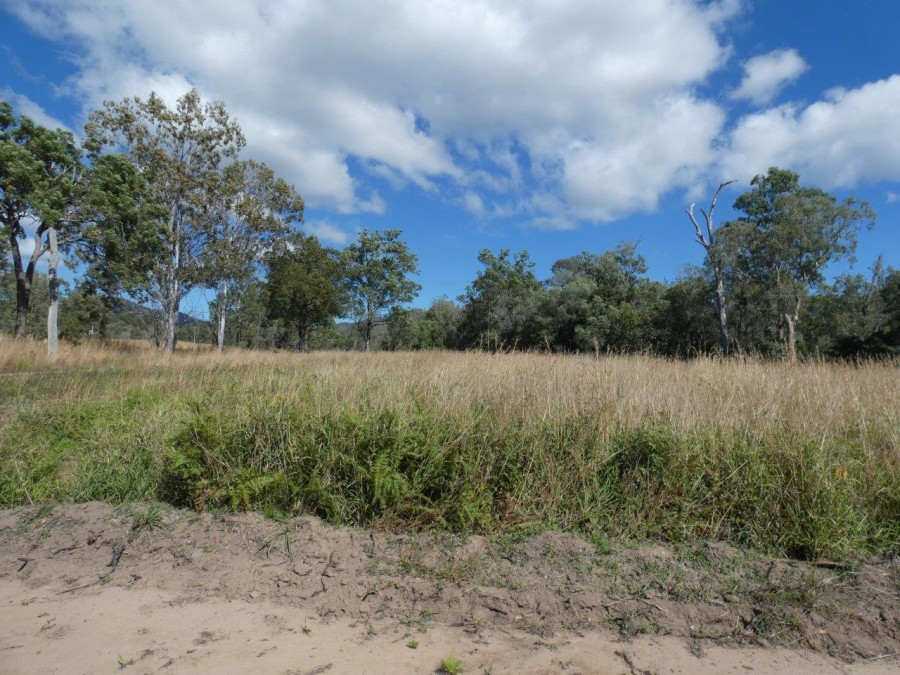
left=2, top=0, right=899, bottom=314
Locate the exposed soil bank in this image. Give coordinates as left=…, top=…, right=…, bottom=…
left=1, top=503, right=897, bottom=674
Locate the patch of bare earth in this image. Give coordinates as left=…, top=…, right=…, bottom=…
left=1, top=503, right=897, bottom=674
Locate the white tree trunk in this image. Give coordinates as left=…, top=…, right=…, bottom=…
left=714, top=269, right=729, bottom=356
left=164, top=209, right=180, bottom=353
left=216, top=280, right=228, bottom=353
left=47, top=227, right=60, bottom=356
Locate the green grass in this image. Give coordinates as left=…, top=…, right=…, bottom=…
left=439, top=655, right=463, bottom=674
left=1, top=342, right=897, bottom=561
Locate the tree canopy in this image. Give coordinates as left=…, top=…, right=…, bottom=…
left=2, top=93, right=894, bottom=363
left=342, top=228, right=421, bottom=351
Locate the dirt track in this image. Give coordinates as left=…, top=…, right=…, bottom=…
left=1, top=503, right=897, bottom=674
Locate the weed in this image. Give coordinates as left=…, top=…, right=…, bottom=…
left=439, top=655, right=464, bottom=674
left=128, top=504, right=164, bottom=533
left=407, top=639, right=419, bottom=649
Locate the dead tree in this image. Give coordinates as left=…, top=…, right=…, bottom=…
left=686, top=181, right=735, bottom=356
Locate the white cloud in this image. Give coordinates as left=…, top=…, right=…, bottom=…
left=561, top=95, right=725, bottom=221
left=303, top=220, right=349, bottom=246
left=0, top=88, right=72, bottom=133
left=721, top=74, right=900, bottom=187
left=4, top=0, right=742, bottom=225
left=462, top=192, right=485, bottom=218
left=887, top=192, right=899, bottom=204
left=731, top=49, right=808, bottom=106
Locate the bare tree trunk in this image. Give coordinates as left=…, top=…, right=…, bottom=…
left=164, top=278, right=179, bottom=353
left=47, top=227, right=60, bottom=356
left=363, top=299, right=374, bottom=352
left=216, top=280, right=227, bottom=353
left=687, top=181, right=735, bottom=357
left=784, top=313, right=797, bottom=363
left=9, top=228, right=28, bottom=340
left=298, top=322, right=310, bottom=353
left=164, top=208, right=180, bottom=353
left=714, top=269, right=729, bottom=356
left=12, top=225, right=47, bottom=340
left=783, top=296, right=802, bottom=363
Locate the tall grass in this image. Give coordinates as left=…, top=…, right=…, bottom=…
left=1, top=336, right=897, bottom=560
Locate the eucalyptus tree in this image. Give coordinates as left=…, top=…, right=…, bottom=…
left=342, top=228, right=421, bottom=351
left=75, top=153, right=167, bottom=338
left=457, top=248, right=545, bottom=351
left=203, top=160, right=303, bottom=352
left=85, top=89, right=245, bottom=352
left=686, top=180, right=734, bottom=355
left=265, top=233, right=347, bottom=352
left=546, top=242, right=662, bottom=353
left=2, top=100, right=166, bottom=353
left=0, top=100, right=82, bottom=348
left=720, top=167, right=875, bottom=361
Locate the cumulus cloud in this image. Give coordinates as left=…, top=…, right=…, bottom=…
left=887, top=192, right=900, bottom=204
left=731, top=49, right=808, bottom=106
left=303, top=220, right=350, bottom=246
left=4, top=0, right=742, bottom=225
left=721, top=75, right=900, bottom=187
left=561, top=95, right=725, bottom=221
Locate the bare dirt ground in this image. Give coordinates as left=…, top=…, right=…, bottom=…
left=1, top=503, right=897, bottom=674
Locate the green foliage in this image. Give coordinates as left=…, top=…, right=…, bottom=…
left=439, top=655, right=464, bottom=674
left=0, top=270, right=49, bottom=338
left=457, top=248, right=546, bottom=350
left=385, top=307, right=447, bottom=351
left=342, top=228, right=422, bottom=350
left=545, top=242, right=666, bottom=353
left=203, top=159, right=303, bottom=350
left=265, top=233, right=347, bottom=351
left=85, top=89, right=246, bottom=352
left=655, top=267, right=719, bottom=357
left=76, top=152, right=168, bottom=309
left=0, top=356, right=897, bottom=561
left=1, top=99, right=83, bottom=339
left=806, top=262, right=900, bottom=357
left=59, top=287, right=106, bottom=343
left=718, top=167, right=876, bottom=359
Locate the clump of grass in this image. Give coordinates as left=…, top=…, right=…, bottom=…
left=439, top=655, right=463, bottom=674
left=0, top=335, right=897, bottom=561
left=126, top=503, right=164, bottom=533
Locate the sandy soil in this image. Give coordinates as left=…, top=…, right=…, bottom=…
left=1, top=503, right=897, bottom=674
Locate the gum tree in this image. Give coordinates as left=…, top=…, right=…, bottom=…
left=85, top=89, right=245, bottom=352
left=686, top=180, right=734, bottom=355
left=342, top=229, right=421, bottom=351
left=720, top=167, right=875, bottom=361
left=265, top=233, right=346, bottom=352
left=203, top=159, right=303, bottom=352
left=1, top=100, right=82, bottom=346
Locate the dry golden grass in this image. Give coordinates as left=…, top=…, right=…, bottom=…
left=1, top=334, right=897, bottom=559
left=3, top=335, right=895, bottom=444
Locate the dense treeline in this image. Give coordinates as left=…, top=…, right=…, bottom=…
left=2, top=93, right=897, bottom=359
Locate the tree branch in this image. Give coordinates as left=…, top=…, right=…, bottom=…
left=686, top=205, right=709, bottom=249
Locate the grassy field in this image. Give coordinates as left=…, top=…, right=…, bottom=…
left=1, top=336, right=897, bottom=561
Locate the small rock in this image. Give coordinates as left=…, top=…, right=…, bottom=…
left=249, top=590, right=260, bottom=599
